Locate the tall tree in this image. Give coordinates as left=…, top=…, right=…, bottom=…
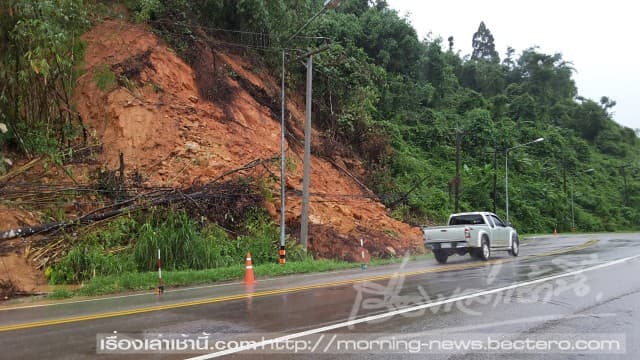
left=471, top=21, right=499, bottom=63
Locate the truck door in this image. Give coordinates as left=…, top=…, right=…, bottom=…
left=485, top=215, right=496, bottom=244
left=490, top=215, right=509, bottom=246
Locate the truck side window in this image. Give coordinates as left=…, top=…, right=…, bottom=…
left=492, top=215, right=505, bottom=227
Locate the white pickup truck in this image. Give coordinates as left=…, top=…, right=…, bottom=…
left=422, top=212, right=519, bottom=264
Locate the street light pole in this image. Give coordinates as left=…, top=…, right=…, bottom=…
left=505, top=149, right=509, bottom=222
left=570, top=168, right=595, bottom=231
left=288, top=0, right=340, bottom=251
left=621, top=165, right=629, bottom=206
left=570, top=179, right=574, bottom=231
left=300, top=55, right=313, bottom=249
left=279, top=49, right=287, bottom=264
left=505, top=137, right=544, bottom=223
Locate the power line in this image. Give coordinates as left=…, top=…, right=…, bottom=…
left=147, top=19, right=330, bottom=53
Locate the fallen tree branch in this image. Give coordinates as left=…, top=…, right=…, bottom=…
left=0, top=156, right=44, bottom=185
left=209, top=156, right=279, bottom=183
left=324, top=157, right=378, bottom=199
left=0, top=158, right=272, bottom=242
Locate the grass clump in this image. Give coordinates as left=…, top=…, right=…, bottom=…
left=93, top=64, right=117, bottom=91
left=48, top=287, right=74, bottom=300
left=47, top=207, right=308, bottom=285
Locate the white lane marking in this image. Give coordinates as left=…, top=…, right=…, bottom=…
left=185, top=254, right=640, bottom=360
left=397, top=313, right=618, bottom=336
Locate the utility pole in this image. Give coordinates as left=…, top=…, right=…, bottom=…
left=300, top=55, right=313, bottom=249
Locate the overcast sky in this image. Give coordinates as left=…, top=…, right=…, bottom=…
left=386, top=0, right=639, bottom=131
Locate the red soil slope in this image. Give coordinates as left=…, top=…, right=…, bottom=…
left=72, top=20, right=423, bottom=260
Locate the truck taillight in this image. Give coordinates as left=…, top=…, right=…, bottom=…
left=464, top=227, right=470, bottom=241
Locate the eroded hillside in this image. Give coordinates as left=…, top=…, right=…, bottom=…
left=72, top=20, right=422, bottom=260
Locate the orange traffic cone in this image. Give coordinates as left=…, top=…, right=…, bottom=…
left=244, top=252, right=257, bottom=285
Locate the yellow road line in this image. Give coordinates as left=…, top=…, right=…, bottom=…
left=532, top=239, right=598, bottom=257
left=0, top=239, right=598, bottom=333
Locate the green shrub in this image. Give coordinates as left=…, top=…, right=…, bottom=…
left=124, top=0, right=163, bottom=23
left=134, top=211, right=211, bottom=271
left=49, top=246, right=136, bottom=284
left=93, top=65, right=116, bottom=91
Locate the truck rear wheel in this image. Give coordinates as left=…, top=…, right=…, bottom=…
left=479, top=236, right=490, bottom=261
left=509, top=235, right=519, bottom=257
left=434, top=250, right=448, bottom=264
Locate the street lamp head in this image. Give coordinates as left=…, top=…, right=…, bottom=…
left=323, top=0, right=341, bottom=9
left=534, top=137, right=544, bottom=143
left=584, top=168, right=595, bottom=173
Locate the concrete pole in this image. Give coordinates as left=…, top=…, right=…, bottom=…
left=300, top=55, right=313, bottom=249
left=280, top=49, right=287, bottom=258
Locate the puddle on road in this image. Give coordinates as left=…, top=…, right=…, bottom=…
left=607, top=238, right=639, bottom=247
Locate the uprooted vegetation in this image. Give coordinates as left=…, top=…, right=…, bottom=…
left=1, top=156, right=288, bottom=277
left=0, top=150, right=416, bottom=288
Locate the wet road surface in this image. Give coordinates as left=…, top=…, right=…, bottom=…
left=0, top=233, right=638, bottom=359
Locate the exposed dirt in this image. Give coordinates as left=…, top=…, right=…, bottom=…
left=0, top=206, right=48, bottom=297
left=70, top=20, right=424, bottom=261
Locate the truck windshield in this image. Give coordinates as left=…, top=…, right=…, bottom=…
left=449, top=214, right=485, bottom=225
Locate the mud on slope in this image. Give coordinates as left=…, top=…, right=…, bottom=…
left=73, top=20, right=423, bottom=261
left=0, top=206, right=48, bottom=297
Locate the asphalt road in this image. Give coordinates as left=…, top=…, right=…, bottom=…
left=1, top=233, right=639, bottom=359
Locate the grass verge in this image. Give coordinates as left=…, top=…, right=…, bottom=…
left=50, top=254, right=432, bottom=299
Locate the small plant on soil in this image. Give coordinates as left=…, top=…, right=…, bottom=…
left=93, top=65, right=117, bottom=91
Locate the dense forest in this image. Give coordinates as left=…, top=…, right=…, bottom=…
left=1, top=0, right=639, bottom=234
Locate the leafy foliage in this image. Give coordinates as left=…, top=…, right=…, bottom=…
left=0, top=0, right=90, bottom=156
left=5, top=0, right=639, bottom=250
left=137, top=0, right=638, bottom=233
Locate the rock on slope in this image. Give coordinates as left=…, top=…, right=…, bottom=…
left=73, top=20, right=423, bottom=260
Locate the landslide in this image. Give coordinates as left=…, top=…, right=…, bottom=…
left=0, top=205, right=47, bottom=298
left=71, top=20, right=423, bottom=261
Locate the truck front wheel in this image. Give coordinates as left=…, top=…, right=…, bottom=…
left=434, top=250, right=448, bottom=264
